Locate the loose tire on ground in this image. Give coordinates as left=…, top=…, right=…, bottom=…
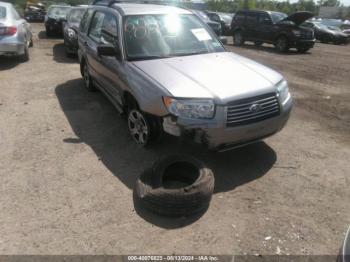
left=135, top=155, right=215, bottom=217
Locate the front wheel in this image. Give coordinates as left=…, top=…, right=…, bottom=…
left=127, top=108, right=162, bottom=147
left=275, top=36, right=289, bottom=52
left=233, top=30, right=244, bottom=46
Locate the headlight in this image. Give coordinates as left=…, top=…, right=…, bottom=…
left=276, top=80, right=290, bottom=104
left=67, top=28, right=76, bottom=39
left=163, top=97, right=215, bottom=119
left=292, top=30, right=301, bottom=37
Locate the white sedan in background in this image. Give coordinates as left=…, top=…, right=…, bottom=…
left=0, top=1, right=33, bottom=61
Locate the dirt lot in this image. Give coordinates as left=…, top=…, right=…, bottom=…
left=0, top=23, right=349, bottom=256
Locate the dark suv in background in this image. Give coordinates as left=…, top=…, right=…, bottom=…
left=231, top=10, right=315, bottom=53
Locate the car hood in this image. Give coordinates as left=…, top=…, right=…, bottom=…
left=131, top=52, right=282, bottom=104
left=282, top=11, right=314, bottom=26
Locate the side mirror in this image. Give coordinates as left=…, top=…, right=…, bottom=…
left=97, top=44, right=120, bottom=58
left=219, top=36, right=228, bottom=45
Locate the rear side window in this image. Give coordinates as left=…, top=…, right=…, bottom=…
left=101, top=13, right=118, bottom=45
left=80, top=8, right=94, bottom=33
left=234, top=12, right=245, bottom=22
left=88, top=11, right=105, bottom=42
left=11, top=7, right=20, bottom=20
left=0, top=6, right=7, bottom=19
left=258, top=13, right=271, bottom=24
left=246, top=13, right=258, bottom=24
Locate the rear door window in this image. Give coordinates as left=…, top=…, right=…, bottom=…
left=246, top=13, right=258, bottom=25
left=88, top=11, right=105, bottom=42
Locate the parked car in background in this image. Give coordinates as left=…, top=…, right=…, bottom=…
left=24, top=3, right=46, bottom=22
left=231, top=10, right=315, bottom=53
left=191, top=9, right=222, bottom=37
left=343, top=29, right=350, bottom=36
left=0, top=1, right=33, bottom=61
left=206, top=11, right=233, bottom=35
left=302, top=21, right=349, bottom=45
left=45, top=4, right=71, bottom=36
left=78, top=3, right=292, bottom=150
left=63, top=6, right=86, bottom=57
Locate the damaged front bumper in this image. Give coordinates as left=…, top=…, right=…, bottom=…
left=162, top=95, right=293, bottom=151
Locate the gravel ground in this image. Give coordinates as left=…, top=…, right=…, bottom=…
left=0, top=23, right=349, bottom=256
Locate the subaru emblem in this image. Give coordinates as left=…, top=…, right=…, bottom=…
left=249, top=103, right=262, bottom=113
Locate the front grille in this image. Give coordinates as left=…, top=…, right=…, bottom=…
left=300, top=30, right=314, bottom=40
left=226, top=93, right=280, bottom=127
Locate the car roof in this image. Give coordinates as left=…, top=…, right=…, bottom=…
left=107, top=3, right=191, bottom=16
left=0, top=1, right=12, bottom=8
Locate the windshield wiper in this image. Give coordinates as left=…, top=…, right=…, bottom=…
left=171, top=51, right=210, bottom=57
left=128, top=55, right=172, bottom=61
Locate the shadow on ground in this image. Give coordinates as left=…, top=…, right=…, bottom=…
left=38, top=30, right=63, bottom=40
left=0, top=57, right=20, bottom=71
left=55, top=79, right=277, bottom=228
left=53, top=43, right=77, bottom=63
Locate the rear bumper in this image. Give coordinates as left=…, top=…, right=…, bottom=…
left=0, top=41, right=25, bottom=56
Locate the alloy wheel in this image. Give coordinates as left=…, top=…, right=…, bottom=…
left=128, top=110, right=149, bottom=145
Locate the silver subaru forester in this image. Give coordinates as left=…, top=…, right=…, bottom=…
left=78, top=2, right=292, bottom=151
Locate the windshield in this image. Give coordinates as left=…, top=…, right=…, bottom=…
left=315, top=23, right=329, bottom=30
left=48, top=6, right=70, bottom=19
left=123, top=14, right=225, bottom=61
left=68, top=9, right=85, bottom=23
left=271, top=12, right=287, bottom=23
left=0, top=6, right=6, bottom=20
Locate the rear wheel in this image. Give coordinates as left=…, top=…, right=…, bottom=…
left=233, top=30, right=244, bottom=46
left=19, top=40, right=29, bottom=62
left=275, top=36, right=289, bottom=52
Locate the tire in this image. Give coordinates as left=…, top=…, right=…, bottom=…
left=254, top=41, right=263, bottom=47
left=82, top=62, right=96, bottom=92
left=233, top=30, right=244, bottom=46
left=127, top=107, right=162, bottom=146
left=19, top=41, right=29, bottom=62
left=29, top=36, right=33, bottom=47
left=275, top=36, right=289, bottom=52
left=64, top=40, right=75, bottom=58
left=297, top=47, right=310, bottom=53
left=135, top=155, right=215, bottom=217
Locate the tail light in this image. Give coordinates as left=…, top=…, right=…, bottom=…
left=0, top=26, right=17, bottom=36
